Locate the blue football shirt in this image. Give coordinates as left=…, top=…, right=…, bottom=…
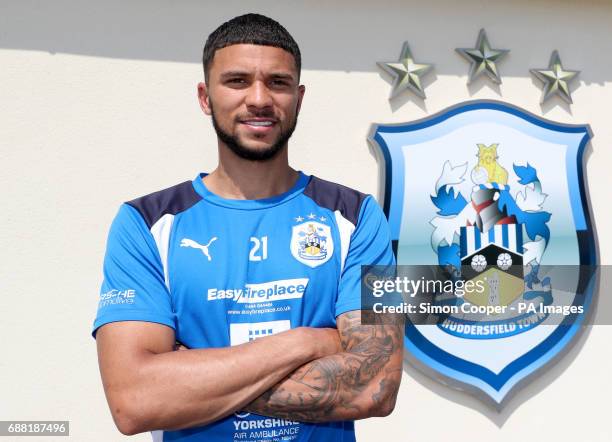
left=93, top=172, right=395, bottom=442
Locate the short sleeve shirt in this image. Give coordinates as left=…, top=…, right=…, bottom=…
left=93, top=172, right=395, bottom=442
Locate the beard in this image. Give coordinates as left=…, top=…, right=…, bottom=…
left=210, top=104, right=298, bottom=162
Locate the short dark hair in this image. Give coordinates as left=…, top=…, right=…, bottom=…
left=202, top=13, right=301, bottom=83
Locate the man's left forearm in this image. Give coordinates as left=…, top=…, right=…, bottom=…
left=244, top=312, right=404, bottom=422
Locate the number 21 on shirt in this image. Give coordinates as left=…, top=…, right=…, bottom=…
left=249, top=236, right=268, bottom=261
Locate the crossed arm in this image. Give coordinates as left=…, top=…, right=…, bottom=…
left=245, top=310, right=404, bottom=421
left=96, top=311, right=403, bottom=435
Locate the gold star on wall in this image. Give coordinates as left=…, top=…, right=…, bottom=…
left=530, top=50, right=580, bottom=104
left=377, top=42, right=434, bottom=99
left=456, top=29, right=509, bottom=84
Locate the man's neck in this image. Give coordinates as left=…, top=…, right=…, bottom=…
left=203, top=146, right=299, bottom=200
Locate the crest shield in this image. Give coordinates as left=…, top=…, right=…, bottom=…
left=369, top=100, right=596, bottom=406
left=290, top=221, right=333, bottom=268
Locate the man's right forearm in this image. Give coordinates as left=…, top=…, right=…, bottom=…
left=97, top=325, right=338, bottom=435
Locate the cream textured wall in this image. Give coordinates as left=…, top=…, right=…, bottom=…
left=1, top=0, right=611, bottom=441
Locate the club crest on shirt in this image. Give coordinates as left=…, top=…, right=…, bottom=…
left=290, top=217, right=333, bottom=268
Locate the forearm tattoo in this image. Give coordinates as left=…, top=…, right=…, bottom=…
left=245, top=311, right=404, bottom=422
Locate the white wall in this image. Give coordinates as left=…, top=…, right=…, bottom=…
left=1, top=0, right=611, bottom=440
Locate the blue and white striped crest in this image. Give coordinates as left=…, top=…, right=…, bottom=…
left=369, top=100, right=596, bottom=407
left=460, top=224, right=523, bottom=258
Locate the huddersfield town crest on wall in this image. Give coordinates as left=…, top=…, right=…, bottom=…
left=369, top=100, right=596, bottom=407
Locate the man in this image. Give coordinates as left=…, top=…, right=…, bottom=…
left=93, top=13, right=403, bottom=442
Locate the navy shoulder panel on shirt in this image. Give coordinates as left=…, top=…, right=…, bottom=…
left=126, top=180, right=202, bottom=229
left=304, top=176, right=368, bottom=226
